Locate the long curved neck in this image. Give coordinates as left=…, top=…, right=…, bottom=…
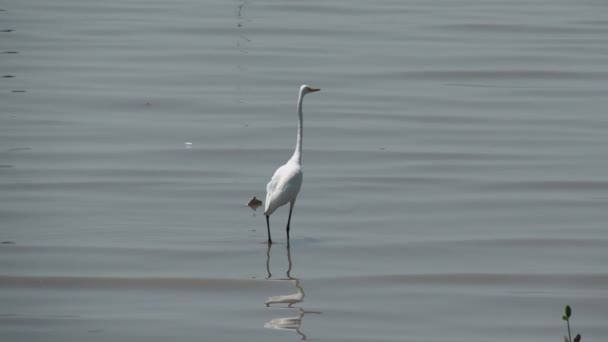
left=290, top=93, right=304, bottom=164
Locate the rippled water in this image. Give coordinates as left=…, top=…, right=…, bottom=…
left=2, top=0, right=608, bottom=341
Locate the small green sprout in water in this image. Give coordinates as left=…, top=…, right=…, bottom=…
left=562, top=305, right=581, bottom=342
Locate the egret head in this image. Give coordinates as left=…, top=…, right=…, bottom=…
left=300, top=84, right=321, bottom=96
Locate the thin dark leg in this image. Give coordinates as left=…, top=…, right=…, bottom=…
left=286, top=202, right=294, bottom=246
left=265, top=243, right=272, bottom=279
left=286, top=244, right=292, bottom=278
left=266, top=215, right=272, bottom=245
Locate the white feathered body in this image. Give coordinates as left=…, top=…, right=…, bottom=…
left=264, top=160, right=302, bottom=216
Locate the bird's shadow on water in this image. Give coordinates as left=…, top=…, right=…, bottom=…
left=263, top=244, right=321, bottom=340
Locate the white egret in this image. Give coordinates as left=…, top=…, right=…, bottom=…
left=264, top=84, right=320, bottom=245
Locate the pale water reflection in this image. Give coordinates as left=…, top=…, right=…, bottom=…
left=264, top=245, right=321, bottom=340
left=265, top=278, right=303, bottom=307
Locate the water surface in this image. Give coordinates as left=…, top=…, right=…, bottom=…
left=2, top=0, right=608, bottom=341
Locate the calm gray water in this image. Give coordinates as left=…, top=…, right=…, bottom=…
left=2, top=0, right=608, bottom=341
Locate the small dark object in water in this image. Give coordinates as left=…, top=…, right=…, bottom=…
left=7, top=147, right=31, bottom=152
left=247, top=196, right=263, bottom=211
left=1, top=241, right=15, bottom=244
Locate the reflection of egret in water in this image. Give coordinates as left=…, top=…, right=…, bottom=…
left=265, top=278, right=303, bottom=307
left=264, top=245, right=321, bottom=340
left=265, top=307, right=317, bottom=340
